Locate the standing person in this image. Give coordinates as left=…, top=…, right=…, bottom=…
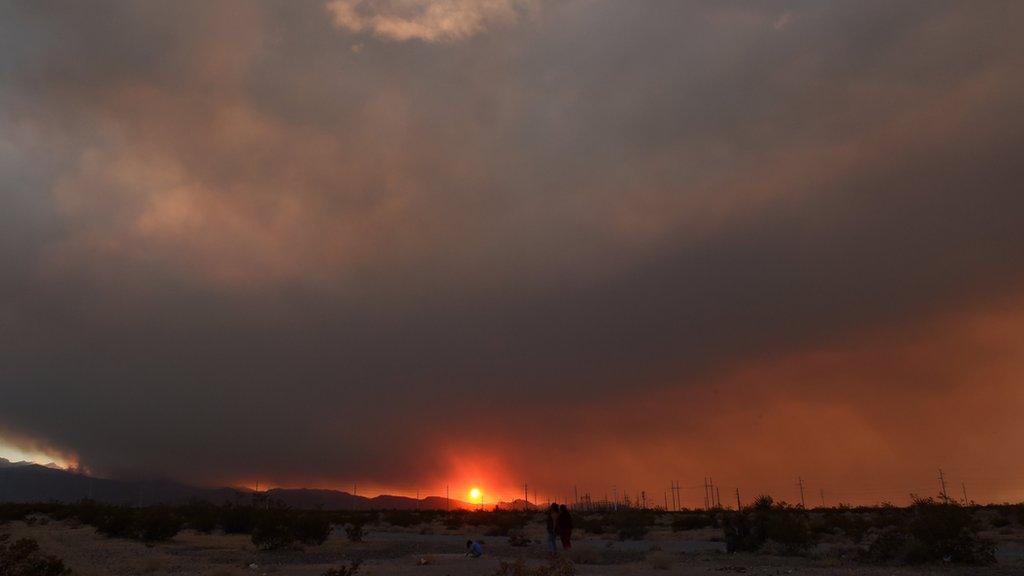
left=545, top=503, right=559, bottom=555
left=557, top=504, right=573, bottom=550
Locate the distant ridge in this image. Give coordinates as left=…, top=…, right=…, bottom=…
left=0, top=463, right=474, bottom=510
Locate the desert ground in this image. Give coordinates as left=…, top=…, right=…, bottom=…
left=4, top=512, right=1024, bottom=576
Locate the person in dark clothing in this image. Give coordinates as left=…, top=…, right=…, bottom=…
left=545, top=503, right=559, bottom=554
left=557, top=504, right=573, bottom=550
left=465, top=539, right=483, bottom=557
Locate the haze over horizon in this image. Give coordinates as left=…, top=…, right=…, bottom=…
left=2, top=1, right=1023, bottom=508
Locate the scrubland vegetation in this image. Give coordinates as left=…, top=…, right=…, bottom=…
left=0, top=496, right=1021, bottom=574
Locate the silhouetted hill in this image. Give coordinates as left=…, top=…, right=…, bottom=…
left=0, top=463, right=471, bottom=510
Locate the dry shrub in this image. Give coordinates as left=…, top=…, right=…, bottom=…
left=0, top=534, right=69, bottom=576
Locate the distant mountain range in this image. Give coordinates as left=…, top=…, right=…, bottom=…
left=0, top=459, right=481, bottom=510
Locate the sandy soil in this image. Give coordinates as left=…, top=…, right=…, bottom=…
left=4, top=518, right=1024, bottom=576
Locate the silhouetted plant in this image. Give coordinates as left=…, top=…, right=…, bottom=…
left=860, top=498, right=994, bottom=565
left=723, top=495, right=812, bottom=555
left=293, top=511, right=332, bottom=545
left=221, top=503, right=258, bottom=534
left=180, top=499, right=218, bottom=533
left=344, top=520, right=367, bottom=542
left=251, top=506, right=297, bottom=550
left=671, top=513, right=714, bottom=532
left=0, top=534, right=69, bottom=576
left=134, top=506, right=183, bottom=542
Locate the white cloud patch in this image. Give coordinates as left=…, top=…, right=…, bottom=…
left=326, top=0, right=529, bottom=42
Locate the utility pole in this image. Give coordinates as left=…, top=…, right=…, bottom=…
left=797, top=477, right=806, bottom=508
left=961, top=482, right=968, bottom=505
left=524, top=483, right=529, bottom=510
left=574, top=485, right=579, bottom=507
left=664, top=491, right=668, bottom=511
left=703, top=478, right=709, bottom=510
left=938, top=468, right=949, bottom=502
left=735, top=488, right=742, bottom=511
left=447, top=484, right=450, bottom=512
left=715, top=486, right=721, bottom=509
left=820, top=489, right=825, bottom=508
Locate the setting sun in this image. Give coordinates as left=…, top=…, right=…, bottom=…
left=469, top=487, right=482, bottom=501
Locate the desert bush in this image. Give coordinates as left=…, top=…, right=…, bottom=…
left=904, top=499, right=994, bottom=564
left=293, top=511, right=332, bottom=545
left=221, top=503, right=258, bottom=534
left=134, top=507, right=183, bottom=542
left=722, top=496, right=812, bottom=555
left=251, top=507, right=298, bottom=550
left=442, top=512, right=464, bottom=530
left=93, top=506, right=138, bottom=539
left=89, top=506, right=181, bottom=543
left=671, top=513, right=714, bottom=532
left=0, top=534, right=69, bottom=576
left=576, top=515, right=605, bottom=535
left=603, top=510, right=656, bottom=540
left=862, top=525, right=909, bottom=564
left=990, top=515, right=1010, bottom=528
left=345, top=521, right=367, bottom=542
left=382, top=510, right=422, bottom=528
left=0, top=504, right=30, bottom=525
left=180, top=499, right=218, bottom=533
left=810, top=510, right=869, bottom=543
left=860, top=499, right=994, bottom=565
left=322, top=559, right=361, bottom=576
left=484, top=512, right=530, bottom=536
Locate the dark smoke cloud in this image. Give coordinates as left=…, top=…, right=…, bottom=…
left=1, top=1, right=1023, bottom=501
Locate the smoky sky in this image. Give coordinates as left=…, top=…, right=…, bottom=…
left=2, top=1, right=1024, bottom=503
